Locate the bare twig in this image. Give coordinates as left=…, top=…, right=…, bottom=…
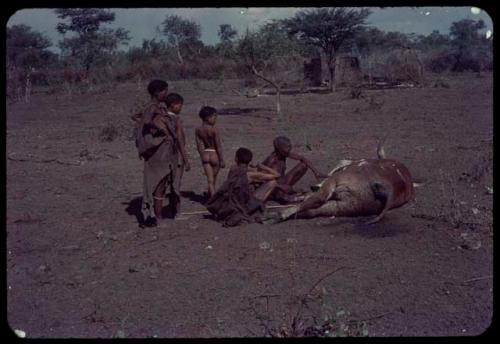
left=306, top=266, right=351, bottom=296
left=250, top=294, right=281, bottom=299
left=231, top=89, right=245, bottom=97
left=136, top=237, right=159, bottom=246
left=180, top=210, right=210, bottom=215
left=245, top=326, right=260, bottom=337
left=291, top=266, right=352, bottom=330
left=180, top=204, right=297, bottom=216
left=104, top=153, right=120, bottom=159
left=8, top=154, right=81, bottom=166
left=348, top=311, right=392, bottom=324
left=267, top=204, right=298, bottom=209
left=462, top=275, right=492, bottom=284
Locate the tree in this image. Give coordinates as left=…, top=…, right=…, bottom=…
left=7, top=24, right=57, bottom=102
left=384, top=31, right=414, bottom=48
left=237, top=21, right=305, bottom=115
left=55, top=8, right=130, bottom=76
left=161, top=14, right=202, bottom=64
left=216, top=24, right=238, bottom=58
left=417, top=30, right=451, bottom=50
left=346, top=27, right=386, bottom=57
left=282, top=7, right=371, bottom=91
left=449, top=19, right=490, bottom=72
left=7, top=24, right=54, bottom=71
left=449, top=19, right=486, bottom=50
left=218, top=24, right=237, bottom=43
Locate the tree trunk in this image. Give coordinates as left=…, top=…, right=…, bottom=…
left=329, top=67, right=335, bottom=92
left=327, top=54, right=336, bottom=92
left=251, top=65, right=281, bottom=116
left=24, top=71, right=31, bottom=104
left=176, top=45, right=184, bottom=65
left=276, top=89, right=281, bottom=115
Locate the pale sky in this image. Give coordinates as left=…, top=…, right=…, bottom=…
left=6, top=7, right=493, bottom=52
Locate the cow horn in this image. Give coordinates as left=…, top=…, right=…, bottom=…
left=377, top=137, right=387, bottom=159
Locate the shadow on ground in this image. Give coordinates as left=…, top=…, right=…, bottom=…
left=123, top=194, right=181, bottom=226
left=350, top=216, right=411, bottom=238
left=180, top=191, right=207, bottom=205
left=217, top=107, right=272, bottom=119
left=123, top=197, right=144, bottom=226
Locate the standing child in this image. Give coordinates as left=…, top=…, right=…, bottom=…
left=154, top=92, right=190, bottom=194
left=195, top=106, right=225, bottom=199
left=136, top=79, right=179, bottom=227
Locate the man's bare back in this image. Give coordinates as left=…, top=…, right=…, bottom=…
left=259, top=136, right=327, bottom=203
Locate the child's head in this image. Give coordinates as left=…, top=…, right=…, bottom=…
left=235, top=147, right=253, bottom=165
left=273, top=136, right=292, bottom=157
left=199, top=106, right=217, bottom=125
left=147, top=79, right=168, bottom=101
left=165, top=93, right=184, bottom=114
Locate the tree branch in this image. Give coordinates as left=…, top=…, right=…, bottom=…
left=250, top=65, right=279, bottom=91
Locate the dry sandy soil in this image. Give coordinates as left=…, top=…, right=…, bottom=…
left=6, top=72, right=493, bottom=338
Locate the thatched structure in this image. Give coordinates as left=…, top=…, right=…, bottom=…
left=384, top=48, right=424, bottom=84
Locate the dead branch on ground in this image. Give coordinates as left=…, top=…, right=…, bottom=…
left=8, top=154, right=81, bottom=166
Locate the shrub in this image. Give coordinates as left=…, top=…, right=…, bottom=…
left=99, top=124, right=119, bottom=142
left=424, top=50, right=457, bottom=73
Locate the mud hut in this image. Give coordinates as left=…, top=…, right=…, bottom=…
left=385, top=48, right=424, bottom=85
left=334, top=56, right=362, bottom=87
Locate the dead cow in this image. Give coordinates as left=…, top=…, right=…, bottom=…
left=270, top=144, right=414, bottom=224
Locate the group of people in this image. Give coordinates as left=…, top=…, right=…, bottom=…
left=133, top=79, right=327, bottom=227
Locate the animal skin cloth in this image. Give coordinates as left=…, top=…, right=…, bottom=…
left=137, top=102, right=179, bottom=220
left=206, top=165, right=265, bottom=227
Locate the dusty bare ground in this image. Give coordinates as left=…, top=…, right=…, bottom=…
left=6, top=72, right=493, bottom=338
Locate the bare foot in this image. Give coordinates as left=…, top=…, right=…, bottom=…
left=156, top=218, right=169, bottom=227
left=261, top=213, right=281, bottom=225
left=280, top=205, right=300, bottom=220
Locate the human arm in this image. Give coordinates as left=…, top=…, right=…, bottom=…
left=195, top=128, right=204, bottom=159
left=140, top=105, right=166, bottom=150
left=152, top=114, right=169, bottom=135
left=214, top=128, right=225, bottom=168
left=176, top=118, right=190, bottom=171
left=130, top=112, right=142, bottom=123
left=287, top=151, right=328, bottom=180
left=256, top=163, right=280, bottom=178
left=247, top=170, right=281, bottom=184
left=261, top=153, right=274, bottom=167
left=247, top=164, right=281, bottom=183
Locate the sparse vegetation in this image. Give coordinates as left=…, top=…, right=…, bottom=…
left=99, top=123, right=119, bottom=142
left=6, top=10, right=492, bottom=103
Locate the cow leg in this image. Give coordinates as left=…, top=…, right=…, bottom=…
left=279, top=185, right=333, bottom=220
left=311, top=160, right=352, bottom=191
left=296, top=200, right=339, bottom=218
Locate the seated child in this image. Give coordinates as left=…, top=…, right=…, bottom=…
left=195, top=106, right=226, bottom=199
left=206, top=147, right=266, bottom=227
